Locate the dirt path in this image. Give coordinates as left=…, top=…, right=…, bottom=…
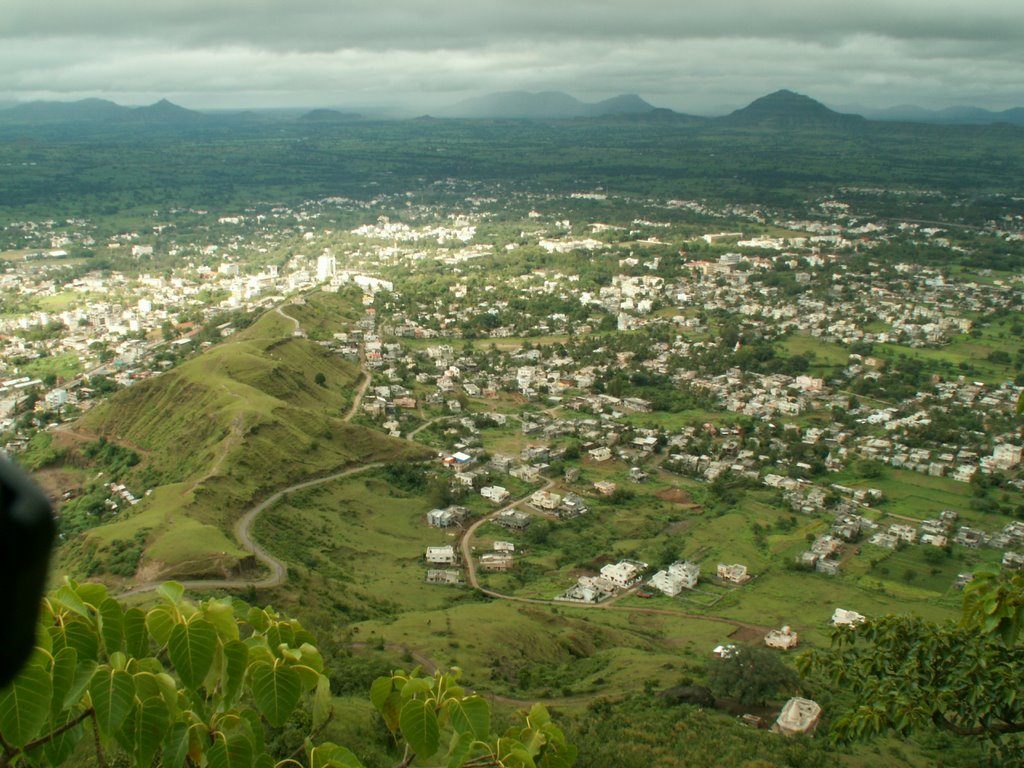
left=276, top=304, right=301, bottom=332
left=120, top=461, right=388, bottom=597
left=122, top=298, right=380, bottom=597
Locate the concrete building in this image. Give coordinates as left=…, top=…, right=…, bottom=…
left=773, top=697, right=822, bottom=736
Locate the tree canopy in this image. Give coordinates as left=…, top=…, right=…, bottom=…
left=705, top=644, right=798, bottom=708
left=802, top=569, right=1024, bottom=764
left=0, top=580, right=573, bottom=768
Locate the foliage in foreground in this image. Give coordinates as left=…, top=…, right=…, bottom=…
left=0, top=580, right=573, bottom=768
left=802, top=569, right=1024, bottom=764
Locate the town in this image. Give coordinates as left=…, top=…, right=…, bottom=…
left=3, top=178, right=1023, bottom=749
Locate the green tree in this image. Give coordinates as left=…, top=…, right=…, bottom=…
left=705, top=645, right=797, bottom=707
left=0, top=580, right=574, bottom=768
left=802, top=569, right=1024, bottom=763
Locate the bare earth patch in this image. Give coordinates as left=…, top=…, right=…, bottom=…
left=728, top=625, right=766, bottom=644
left=656, top=487, right=695, bottom=505
left=32, top=467, right=85, bottom=501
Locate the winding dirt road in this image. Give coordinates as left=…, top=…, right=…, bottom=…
left=121, top=298, right=376, bottom=597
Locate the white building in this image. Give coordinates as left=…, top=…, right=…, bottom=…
left=648, top=561, right=700, bottom=596
left=530, top=490, right=562, bottom=511
left=481, top=486, right=510, bottom=504
left=773, top=697, right=822, bottom=736
left=44, top=389, right=69, bottom=409
left=831, top=608, right=866, bottom=627
left=316, top=253, right=337, bottom=282
left=716, top=563, right=750, bottom=584
left=599, top=561, right=647, bottom=590
left=764, top=626, right=799, bottom=650
left=425, top=546, right=457, bottom=565
left=992, top=443, right=1023, bottom=470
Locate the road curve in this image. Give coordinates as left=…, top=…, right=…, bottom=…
left=120, top=462, right=387, bottom=597
left=121, top=297, right=379, bottom=598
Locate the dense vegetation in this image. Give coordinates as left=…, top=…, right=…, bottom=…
left=0, top=113, right=1022, bottom=224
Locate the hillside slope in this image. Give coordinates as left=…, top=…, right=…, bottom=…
left=65, top=307, right=429, bottom=581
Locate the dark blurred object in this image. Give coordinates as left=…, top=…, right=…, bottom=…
left=0, top=456, right=55, bottom=687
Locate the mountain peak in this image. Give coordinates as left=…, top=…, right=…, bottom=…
left=120, top=99, right=204, bottom=123
left=722, top=89, right=863, bottom=127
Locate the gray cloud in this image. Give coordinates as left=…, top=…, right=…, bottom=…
left=1, top=1, right=1022, bottom=112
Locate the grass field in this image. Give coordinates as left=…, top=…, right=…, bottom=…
left=779, top=332, right=850, bottom=376
left=21, top=352, right=85, bottom=381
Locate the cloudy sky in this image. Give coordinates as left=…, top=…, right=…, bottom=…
left=3, top=0, right=1022, bottom=114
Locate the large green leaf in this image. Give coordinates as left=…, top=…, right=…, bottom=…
left=88, top=667, right=134, bottom=737
left=98, top=598, right=125, bottom=658
left=74, top=582, right=110, bottom=609
left=57, top=619, right=99, bottom=662
left=156, top=581, right=186, bottom=605
left=447, top=696, right=490, bottom=740
left=369, top=677, right=393, bottom=711
left=167, top=619, right=217, bottom=691
left=203, top=599, right=240, bottom=641
left=266, top=623, right=295, bottom=655
left=537, top=739, right=577, bottom=768
left=62, top=659, right=97, bottom=711
left=221, top=640, right=248, bottom=707
left=309, top=742, right=365, bottom=768
left=134, top=696, right=170, bottom=768
left=132, top=672, right=164, bottom=702
left=369, top=677, right=402, bottom=735
left=313, top=674, right=332, bottom=731
left=446, top=730, right=474, bottom=768
left=0, top=662, right=52, bottom=748
left=298, top=643, right=324, bottom=674
left=249, top=662, right=301, bottom=728
left=400, top=677, right=432, bottom=701
left=206, top=731, right=254, bottom=768
left=399, top=698, right=440, bottom=760
left=52, top=584, right=91, bottom=619
left=163, top=721, right=190, bottom=768
left=41, top=709, right=86, bottom=766
left=123, top=608, right=149, bottom=658
left=49, top=647, right=78, bottom=717
left=145, top=604, right=179, bottom=647
left=239, top=709, right=266, bottom=755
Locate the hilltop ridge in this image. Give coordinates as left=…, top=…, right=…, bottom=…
left=59, top=299, right=429, bottom=582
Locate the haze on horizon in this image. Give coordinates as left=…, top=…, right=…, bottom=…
left=3, top=0, right=1023, bottom=115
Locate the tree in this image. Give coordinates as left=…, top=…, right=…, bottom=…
left=705, top=645, right=797, bottom=707
left=801, top=569, right=1024, bottom=763
left=0, top=579, right=574, bottom=768
left=314, top=372, right=327, bottom=387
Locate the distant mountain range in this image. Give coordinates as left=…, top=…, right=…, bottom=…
left=0, top=90, right=1022, bottom=127
left=848, top=103, right=1024, bottom=125
left=437, top=91, right=659, bottom=119
left=0, top=97, right=207, bottom=124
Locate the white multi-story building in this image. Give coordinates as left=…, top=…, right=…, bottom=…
left=316, top=253, right=337, bottom=282
left=649, top=561, right=700, bottom=596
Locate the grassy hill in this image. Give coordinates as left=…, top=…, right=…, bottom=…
left=60, top=306, right=429, bottom=581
